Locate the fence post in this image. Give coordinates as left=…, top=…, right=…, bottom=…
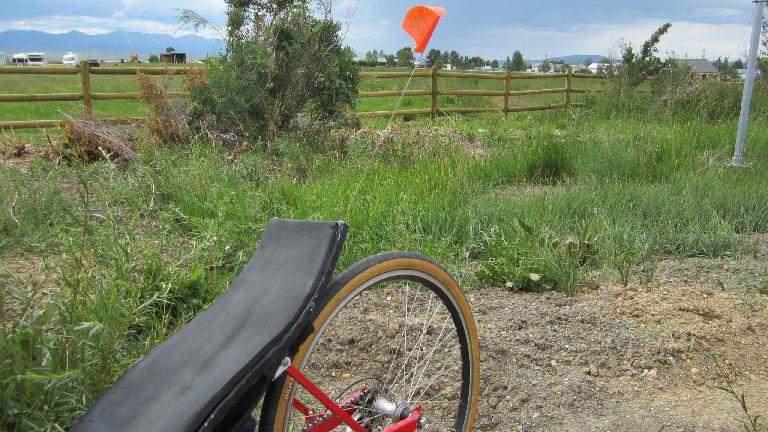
left=431, top=66, right=438, bottom=121
left=80, top=60, right=92, bottom=114
left=565, top=66, right=573, bottom=107
left=503, top=70, right=511, bottom=117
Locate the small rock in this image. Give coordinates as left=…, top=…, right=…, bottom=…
left=690, top=367, right=700, bottom=375
left=386, top=323, right=399, bottom=339
left=515, top=391, right=531, bottom=404
left=488, top=396, right=501, bottom=409
left=342, top=373, right=352, bottom=379
left=531, top=379, right=540, bottom=386
left=551, top=360, right=559, bottom=368
left=645, top=368, right=658, bottom=379
left=582, top=367, right=592, bottom=375
left=589, top=365, right=600, bottom=377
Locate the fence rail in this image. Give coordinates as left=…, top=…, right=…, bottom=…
left=0, top=63, right=606, bottom=130
left=357, top=67, right=603, bottom=119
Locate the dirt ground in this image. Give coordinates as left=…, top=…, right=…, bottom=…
left=471, top=236, right=768, bottom=432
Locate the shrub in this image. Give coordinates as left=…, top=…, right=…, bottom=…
left=185, top=0, right=359, bottom=155
left=137, top=72, right=187, bottom=146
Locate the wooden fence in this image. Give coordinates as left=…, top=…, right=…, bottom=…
left=0, top=63, right=605, bottom=130
left=357, top=68, right=604, bottom=119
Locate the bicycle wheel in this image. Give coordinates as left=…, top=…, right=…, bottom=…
left=260, top=252, right=480, bottom=432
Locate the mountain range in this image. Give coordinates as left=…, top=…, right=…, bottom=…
left=0, top=30, right=222, bottom=60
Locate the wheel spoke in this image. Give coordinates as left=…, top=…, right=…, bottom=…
left=270, top=262, right=476, bottom=432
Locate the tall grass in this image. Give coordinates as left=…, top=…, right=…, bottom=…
left=2, top=80, right=768, bottom=429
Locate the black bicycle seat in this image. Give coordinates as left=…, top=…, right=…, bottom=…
left=72, top=218, right=348, bottom=432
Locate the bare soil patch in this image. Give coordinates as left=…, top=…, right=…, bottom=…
left=472, top=243, right=768, bottom=431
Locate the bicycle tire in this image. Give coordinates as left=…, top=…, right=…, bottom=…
left=259, top=252, right=480, bottom=432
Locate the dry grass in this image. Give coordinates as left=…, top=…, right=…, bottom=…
left=59, top=112, right=137, bottom=164
left=137, top=72, right=187, bottom=147
left=0, top=131, right=29, bottom=158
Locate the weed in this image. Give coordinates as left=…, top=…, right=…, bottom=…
left=708, top=354, right=764, bottom=432
left=475, top=219, right=596, bottom=295
left=0, top=131, right=28, bottom=158
left=136, top=72, right=187, bottom=147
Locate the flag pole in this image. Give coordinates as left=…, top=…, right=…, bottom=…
left=732, top=0, right=765, bottom=167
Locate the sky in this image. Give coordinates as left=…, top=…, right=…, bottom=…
left=0, top=0, right=761, bottom=60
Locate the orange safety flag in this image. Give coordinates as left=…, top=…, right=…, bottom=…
left=402, top=6, right=445, bottom=54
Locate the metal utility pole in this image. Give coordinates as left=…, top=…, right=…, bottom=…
left=733, top=0, right=766, bottom=167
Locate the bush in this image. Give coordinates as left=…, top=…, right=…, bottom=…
left=137, top=72, right=187, bottom=146
left=186, top=0, right=359, bottom=154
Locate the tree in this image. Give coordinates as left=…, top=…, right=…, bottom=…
left=365, top=50, right=378, bottom=65
left=385, top=54, right=396, bottom=67
left=511, top=50, right=526, bottom=72
left=540, top=59, right=551, bottom=73
left=583, top=57, right=593, bottom=66
left=441, top=51, right=450, bottom=67
left=165, top=46, right=176, bottom=53
left=620, top=22, right=672, bottom=86
left=148, top=54, right=160, bottom=63
left=505, top=56, right=512, bottom=71
left=490, top=59, right=499, bottom=69
left=733, top=59, right=745, bottom=69
left=396, top=47, right=414, bottom=68
left=184, top=1, right=359, bottom=154
left=426, top=49, right=441, bottom=67
left=449, top=50, right=461, bottom=69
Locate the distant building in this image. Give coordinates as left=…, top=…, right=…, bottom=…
left=161, top=52, right=187, bottom=64
left=62, top=52, right=79, bottom=66
left=676, top=59, right=718, bottom=79
left=0, top=52, right=6, bottom=66
left=12, top=52, right=48, bottom=66
left=527, top=64, right=541, bottom=73
left=587, top=63, right=606, bottom=74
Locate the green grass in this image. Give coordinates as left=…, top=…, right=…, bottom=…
left=2, top=75, right=768, bottom=429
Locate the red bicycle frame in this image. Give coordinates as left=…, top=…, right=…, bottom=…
left=282, top=363, right=422, bottom=432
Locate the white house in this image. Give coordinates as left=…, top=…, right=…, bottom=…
left=527, top=63, right=541, bottom=73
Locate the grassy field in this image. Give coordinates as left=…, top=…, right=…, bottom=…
left=0, top=66, right=606, bottom=128
left=2, top=71, right=768, bottom=429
